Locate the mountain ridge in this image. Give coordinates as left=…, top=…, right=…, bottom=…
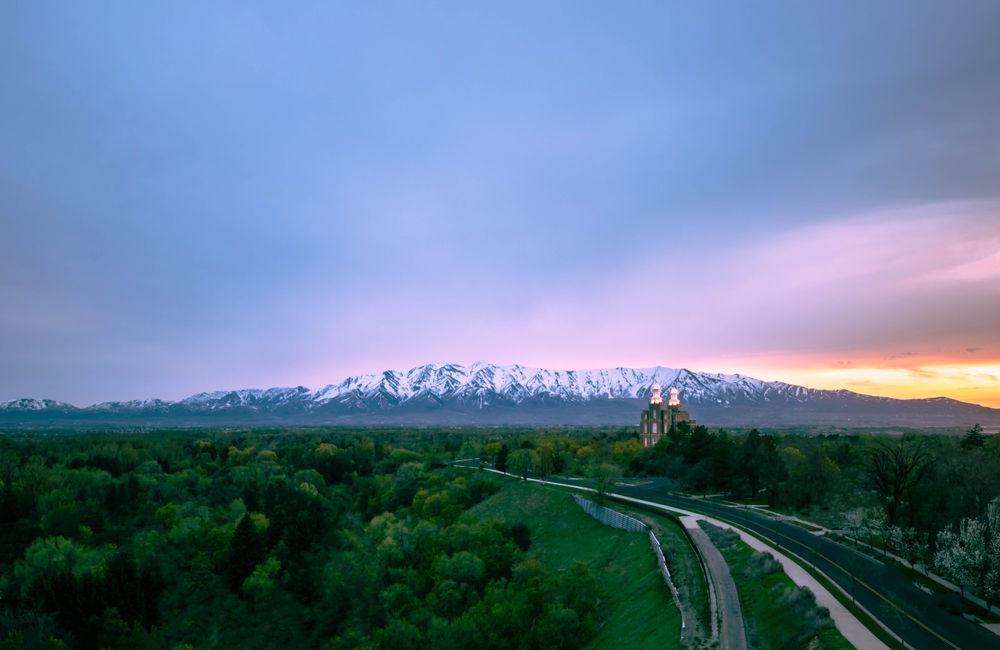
left=2, top=362, right=998, bottom=428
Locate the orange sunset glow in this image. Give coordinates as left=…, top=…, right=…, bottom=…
left=699, top=357, right=1000, bottom=409
left=690, top=348, right=1000, bottom=408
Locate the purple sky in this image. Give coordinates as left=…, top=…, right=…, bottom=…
left=2, top=2, right=999, bottom=406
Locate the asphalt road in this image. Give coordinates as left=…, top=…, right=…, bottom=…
left=605, top=478, right=999, bottom=650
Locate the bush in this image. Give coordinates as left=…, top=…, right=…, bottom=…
left=777, top=585, right=833, bottom=636
left=511, top=522, right=531, bottom=551
left=745, top=551, right=782, bottom=577
left=701, top=522, right=740, bottom=551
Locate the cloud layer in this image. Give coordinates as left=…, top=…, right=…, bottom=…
left=2, top=3, right=999, bottom=406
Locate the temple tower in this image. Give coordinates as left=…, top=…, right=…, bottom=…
left=640, top=383, right=694, bottom=448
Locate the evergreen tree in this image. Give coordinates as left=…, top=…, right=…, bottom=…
left=226, top=514, right=265, bottom=592
left=496, top=444, right=510, bottom=473
left=961, top=424, right=986, bottom=450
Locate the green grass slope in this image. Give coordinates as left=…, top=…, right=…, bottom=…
left=610, top=500, right=712, bottom=641
left=470, top=479, right=682, bottom=649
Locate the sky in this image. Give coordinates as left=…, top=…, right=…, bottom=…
left=2, top=2, right=1000, bottom=407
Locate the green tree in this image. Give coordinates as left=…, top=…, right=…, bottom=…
left=9, top=536, right=113, bottom=601
left=868, top=437, right=933, bottom=527
left=536, top=444, right=555, bottom=478
left=709, top=430, right=737, bottom=495
left=737, top=429, right=785, bottom=499
left=591, top=463, right=620, bottom=506
left=779, top=445, right=840, bottom=511
left=242, top=556, right=281, bottom=601
left=508, top=449, right=536, bottom=481
left=683, top=425, right=714, bottom=465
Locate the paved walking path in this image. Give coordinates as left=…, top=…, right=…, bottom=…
left=679, top=516, right=747, bottom=650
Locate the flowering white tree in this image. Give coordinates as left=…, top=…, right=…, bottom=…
left=934, top=501, right=1000, bottom=610
left=861, top=508, right=888, bottom=553
left=983, top=502, right=1000, bottom=612
left=843, top=506, right=887, bottom=551
left=890, top=526, right=929, bottom=571
left=843, top=508, right=865, bottom=541
left=935, top=515, right=986, bottom=598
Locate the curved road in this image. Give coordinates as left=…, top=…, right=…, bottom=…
left=607, top=478, right=998, bottom=650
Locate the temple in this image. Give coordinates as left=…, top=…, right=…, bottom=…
left=640, top=383, right=693, bottom=447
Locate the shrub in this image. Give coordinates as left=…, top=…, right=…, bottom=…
left=511, top=522, right=531, bottom=551
left=701, top=522, right=740, bottom=551
left=777, top=585, right=833, bottom=636
left=745, top=551, right=782, bottom=577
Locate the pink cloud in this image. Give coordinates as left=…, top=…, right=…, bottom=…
left=267, top=200, right=1000, bottom=401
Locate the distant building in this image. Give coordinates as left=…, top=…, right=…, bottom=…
left=640, top=383, right=693, bottom=447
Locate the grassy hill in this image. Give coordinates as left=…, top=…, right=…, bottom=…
left=469, top=479, right=684, bottom=649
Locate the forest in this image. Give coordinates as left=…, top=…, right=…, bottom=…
left=0, top=429, right=605, bottom=648
left=1, top=423, right=998, bottom=648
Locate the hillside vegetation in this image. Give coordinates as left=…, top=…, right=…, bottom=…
left=470, top=480, right=683, bottom=649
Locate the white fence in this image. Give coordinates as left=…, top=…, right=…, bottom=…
left=649, top=529, right=685, bottom=628
left=649, top=529, right=674, bottom=581
left=573, top=495, right=686, bottom=633
left=573, top=494, right=648, bottom=532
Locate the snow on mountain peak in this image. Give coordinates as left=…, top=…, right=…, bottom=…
left=0, top=362, right=886, bottom=415
left=0, top=398, right=75, bottom=411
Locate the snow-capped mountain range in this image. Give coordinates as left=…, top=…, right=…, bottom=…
left=2, top=362, right=998, bottom=427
